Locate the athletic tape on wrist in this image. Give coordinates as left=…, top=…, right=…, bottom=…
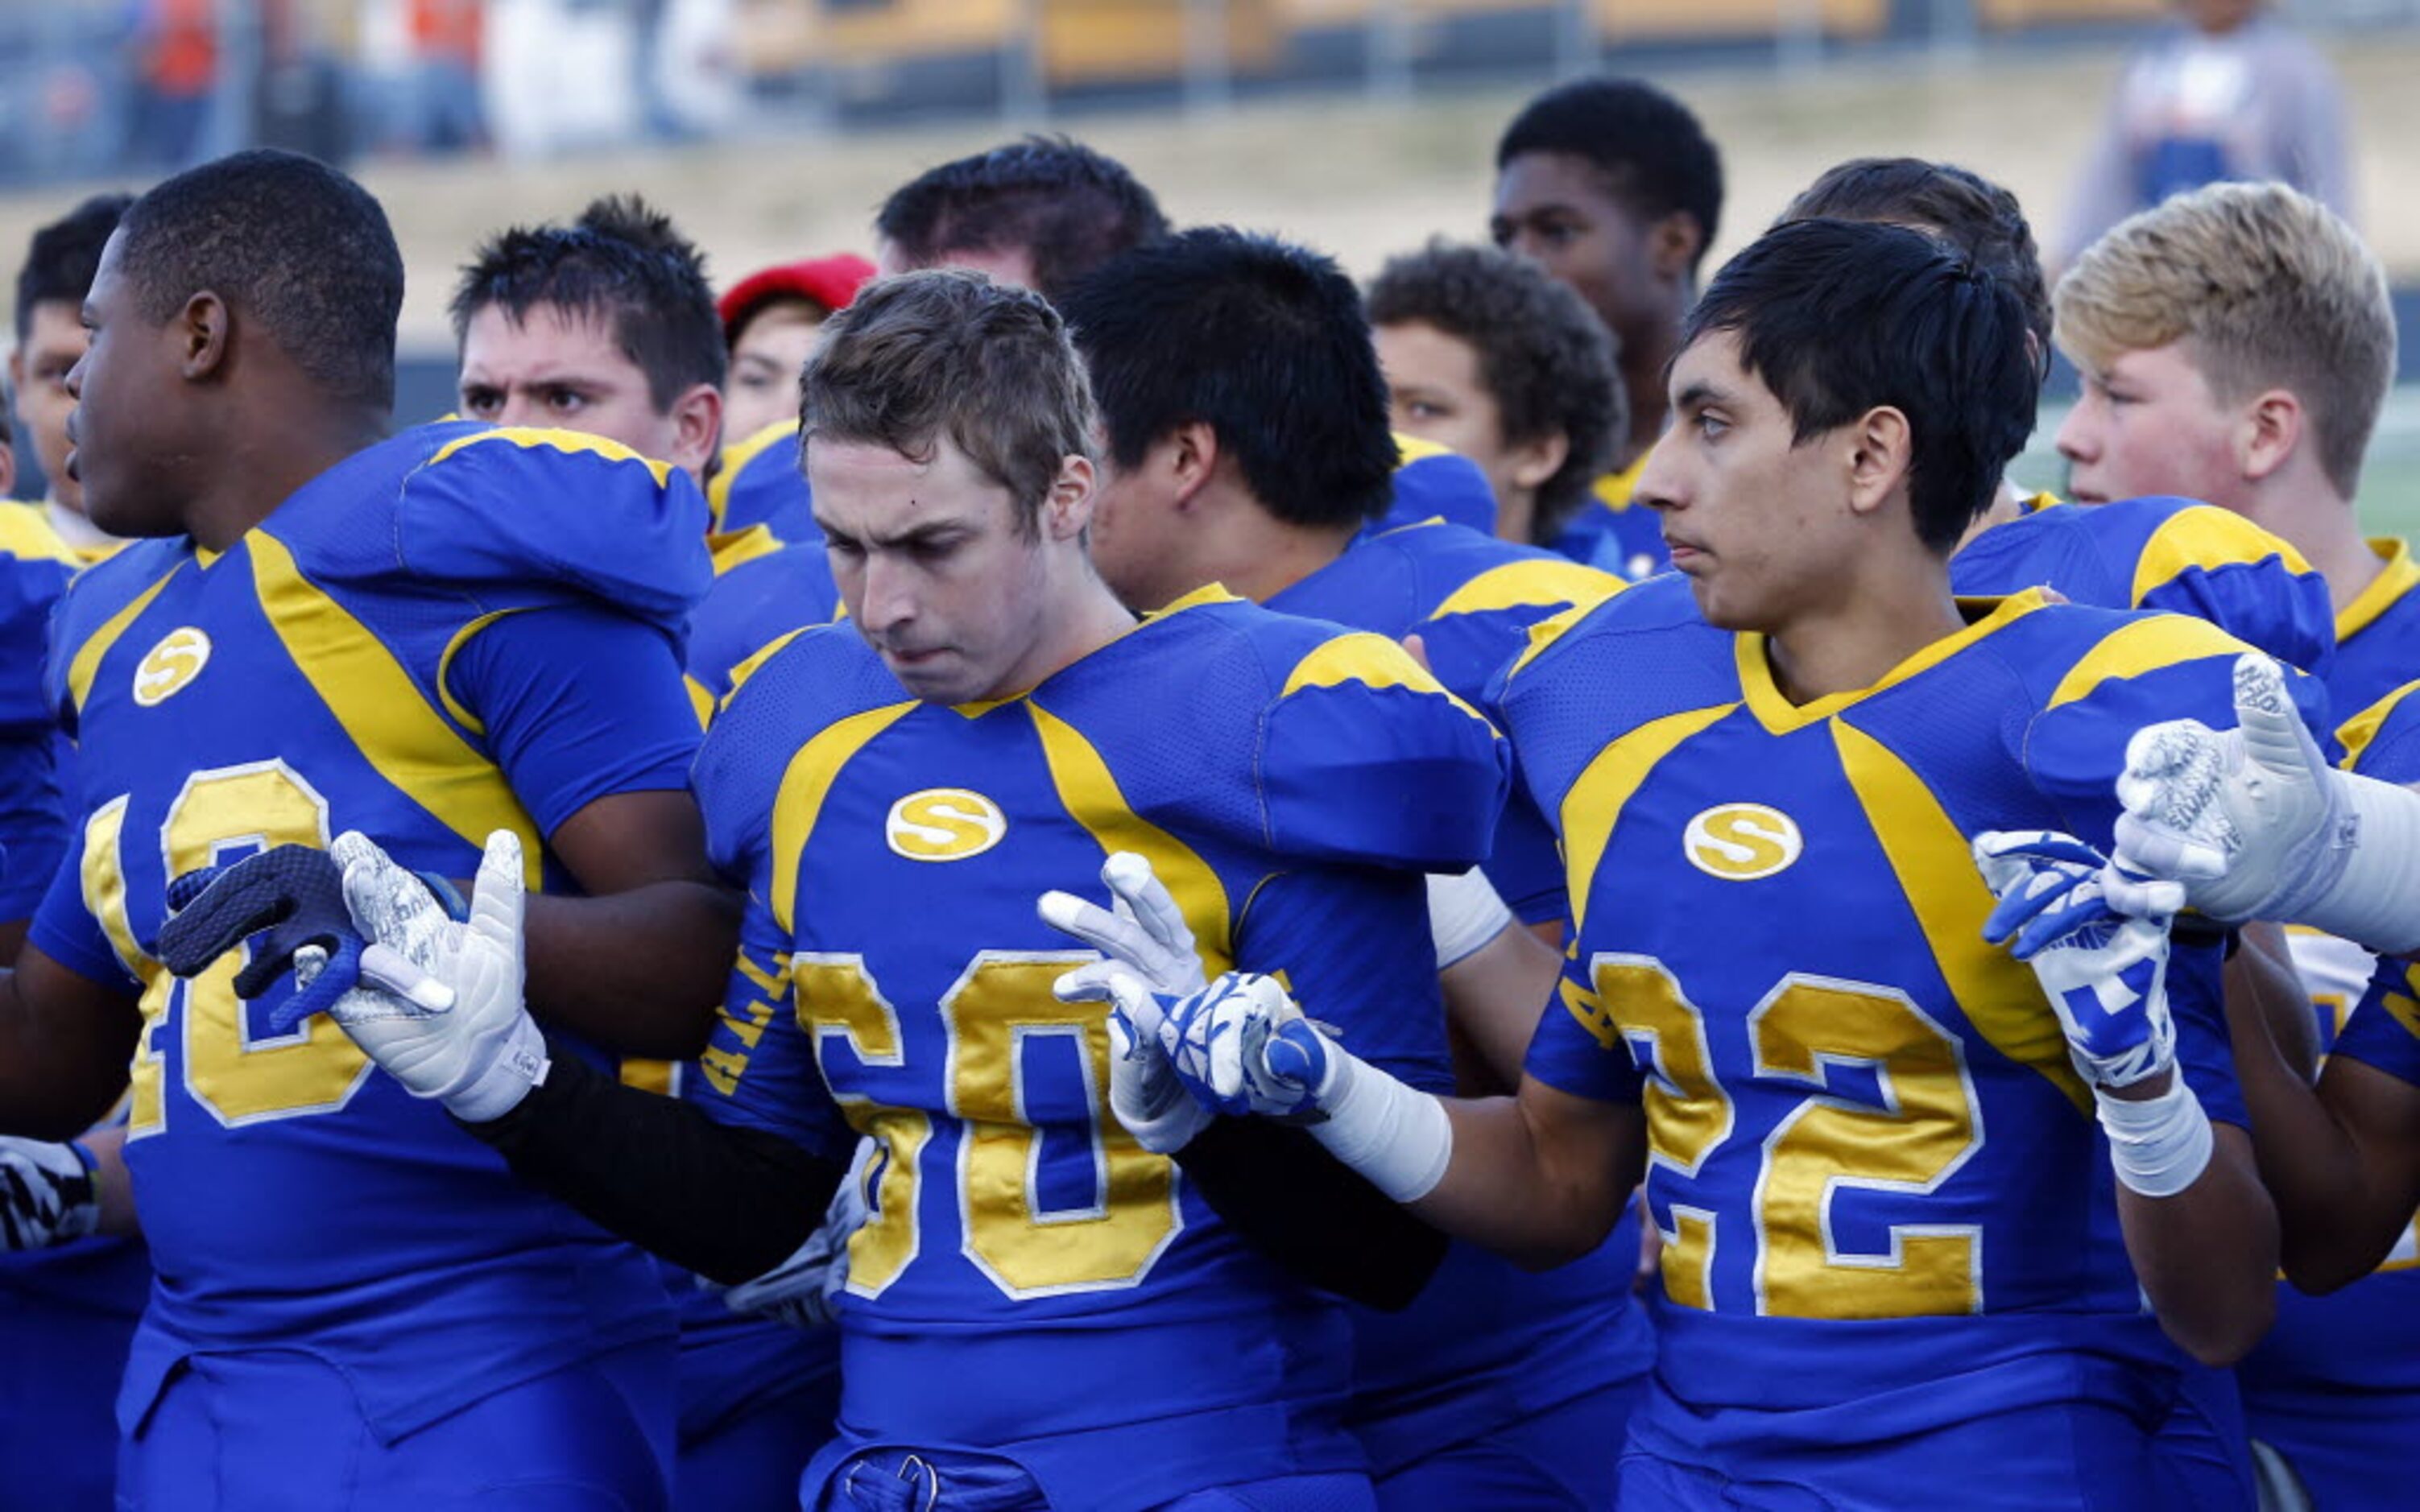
left=1306, top=1049, right=1453, bottom=1204
left=2098, top=1075, right=2214, bottom=1200
left=1427, top=868, right=1514, bottom=971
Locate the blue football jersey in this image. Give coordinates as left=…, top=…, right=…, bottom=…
left=1547, top=456, right=1668, bottom=582
left=1950, top=494, right=2335, bottom=676
left=1495, top=577, right=2293, bottom=1460
left=27, top=423, right=711, bottom=1440
left=1265, top=518, right=1643, bottom=1474
left=688, top=591, right=1506, bottom=1510
left=1269, top=518, right=1620, bottom=926
left=1380, top=435, right=1497, bottom=535
left=0, top=502, right=78, bottom=920
left=686, top=541, right=842, bottom=715
left=707, top=419, right=818, bottom=540
left=2252, top=679, right=2420, bottom=1509
left=2327, top=539, right=2420, bottom=724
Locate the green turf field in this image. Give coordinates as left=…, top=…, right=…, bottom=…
left=2014, top=387, right=2420, bottom=539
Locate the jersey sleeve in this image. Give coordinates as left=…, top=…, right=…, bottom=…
left=26, top=816, right=139, bottom=995
left=0, top=735, right=67, bottom=923
left=0, top=547, right=72, bottom=735
left=1382, top=440, right=1497, bottom=535
left=395, top=427, right=714, bottom=633
left=1233, top=865, right=1453, bottom=1095
left=2338, top=680, right=2420, bottom=781
left=2123, top=503, right=2335, bottom=678
left=444, top=605, right=701, bottom=837
left=686, top=892, right=854, bottom=1160
left=1522, top=949, right=1648, bottom=1104
left=2328, top=956, right=2420, bottom=1089
left=707, top=421, right=817, bottom=539
left=685, top=546, right=842, bottom=705
left=1257, top=633, right=1510, bottom=870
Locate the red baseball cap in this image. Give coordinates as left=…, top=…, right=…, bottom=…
left=718, top=253, right=878, bottom=341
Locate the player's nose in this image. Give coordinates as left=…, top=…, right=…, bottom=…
left=2053, top=401, right=2097, bottom=463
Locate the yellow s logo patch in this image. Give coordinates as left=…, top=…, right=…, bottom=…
left=885, top=788, right=1007, bottom=861
left=132, top=627, right=212, bottom=708
left=1682, top=804, right=1802, bottom=882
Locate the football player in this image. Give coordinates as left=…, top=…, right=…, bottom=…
left=1060, top=225, right=1640, bottom=1508
left=1115, top=218, right=2293, bottom=1507
left=1367, top=238, right=1624, bottom=550
left=1491, top=76, right=1723, bottom=578
left=10, top=193, right=132, bottom=561
left=173, top=269, right=1507, bottom=1512
left=718, top=254, right=874, bottom=444
left=450, top=192, right=845, bottom=1506
left=0, top=149, right=736, bottom=1506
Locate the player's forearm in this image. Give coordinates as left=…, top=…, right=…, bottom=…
left=0, top=962, right=138, bottom=1140
left=1438, top=924, right=1559, bottom=1093
left=2119, top=1123, right=2277, bottom=1365
left=1174, top=1117, right=1450, bottom=1311
left=1411, top=1084, right=1637, bottom=1270
left=463, top=1047, right=840, bottom=1283
left=2228, top=923, right=2319, bottom=1080
left=521, top=881, right=741, bottom=1058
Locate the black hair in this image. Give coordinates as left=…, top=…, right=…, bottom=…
left=450, top=193, right=725, bottom=410
left=16, top=192, right=133, bottom=343
left=1682, top=218, right=2035, bottom=552
left=876, top=136, right=1170, bottom=304
left=114, top=151, right=401, bottom=411
left=1781, top=158, right=2052, bottom=389
left=1061, top=227, right=1399, bottom=531
left=1496, top=77, right=1724, bottom=274
left=1366, top=239, right=1623, bottom=539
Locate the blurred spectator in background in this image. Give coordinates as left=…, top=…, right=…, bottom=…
left=2062, top=0, right=2351, bottom=265
left=134, top=0, right=218, bottom=169
left=409, top=0, right=488, bottom=153
left=716, top=253, right=874, bottom=443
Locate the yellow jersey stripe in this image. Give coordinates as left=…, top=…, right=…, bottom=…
left=2338, top=680, right=2420, bottom=773
left=2339, top=539, right=2420, bottom=645
left=1561, top=704, right=1735, bottom=927
left=427, top=426, right=674, bottom=488
left=706, top=420, right=798, bottom=535
left=768, top=702, right=919, bottom=933
left=66, top=563, right=184, bottom=716
left=1430, top=559, right=1623, bottom=621
left=2046, top=614, right=2246, bottom=712
left=1278, top=632, right=1495, bottom=730
left=2129, top=507, right=2312, bottom=609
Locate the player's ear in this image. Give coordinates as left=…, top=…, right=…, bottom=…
left=667, top=382, right=723, bottom=481
left=1843, top=404, right=1913, bottom=518
left=1168, top=420, right=1220, bottom=509
left=2236, top=388, right=2302, bottom=485
left=1506, top=430, right=1570, bottom=493
left=1648, top=212, right=1705, bottom=282
left=1044, top=453, right=1094, bottom=541
left=178, top=291, right=230, bottom=382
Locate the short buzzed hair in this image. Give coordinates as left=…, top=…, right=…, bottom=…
left=875, top=137, right=1169, bottom=304
left=1495, top=77, right=1724, bottom=275
left=114, top=151, right=402, bottom=411
left=451, top=194, right=726, bottom=411
left=2057, top=182, right=2396, bottom=498
left=800, top=270, right=1095, bottom=539
left=1366, top=239, right=1623, bottom=538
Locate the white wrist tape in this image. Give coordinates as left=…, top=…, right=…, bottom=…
left=1427, top=868, right=1515, bottom=971
left=2298, top=770, right=2420, bottom=957
left=444, top=1012, right=551, bottom=1125
left=2098, top=1075, right=2215, bottom=1199
left=1305, top=1047, right=1454, bottom=1204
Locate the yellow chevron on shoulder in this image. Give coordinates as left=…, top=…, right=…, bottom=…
left=1591, top=453, right=1648, bottom=512
left=1279, top=631, right=1491, bottom=730
left=1501, top=596, right=1611, bottom=686
left=0, top=501, right=81, bottom=566
left=2047, top=613, right=2250, bottom=711
left=707, top=419, right=798, bottom=533
left=428, top=426, right=673, bottom=487
left=709, top=523, right=784, bottom=575
left=725, top=627, right=811, bottom=702
left=2131, top=506, right=2313, bottom=608
left=1391, top=432, right=1454, bottom=466
left=2339, top=680, right=2420, bottom=773
left=66, top=562, right=185, bottom=715
left=1432, top=557, right=1623, bottom=621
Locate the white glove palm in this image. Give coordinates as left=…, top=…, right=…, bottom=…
left=2112, top=653, right=2345, bottom=924
left=718, top=1137, right=872, bottom=1328
left=1039, top=853, right=1213, bottom=1154
left=327, top=828, right=549, bottom=1123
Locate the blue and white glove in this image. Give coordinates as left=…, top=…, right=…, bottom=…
left=1975, top=831, right=2177, bottom=1091
left=1039, top=853, right=1214, bottom=1155
left=0, top=1137, right=99, bottom=1250
left=2113, top=653, right=2420, bottom=955
left=718, top=1138, right=872, bottom=1329
left=1974, top=829, right=2212, bottom=1197
left=1153, top=970, right=1454, bottom=1204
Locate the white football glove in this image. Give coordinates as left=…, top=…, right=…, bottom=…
left=0, top=1137, right=100, bottom=1250
left=718, top=1137, right=873, bottom=1329
left=326, top=828, right=550, bottom=1123
left=1039, top=853, right=1214, bottom=1155
left=1975, top=832, right=2178, bottom=1090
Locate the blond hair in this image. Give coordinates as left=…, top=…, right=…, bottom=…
left=2055, top=182, right=2395, bottom=498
